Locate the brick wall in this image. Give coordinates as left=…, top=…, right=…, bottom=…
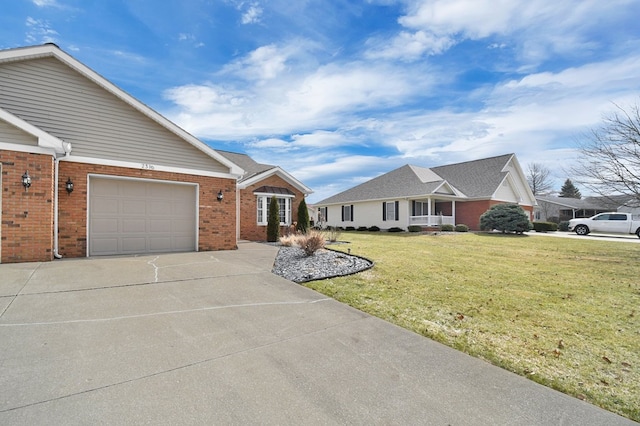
left=457, top=200, right=534, bottom=231
left=58, top=161, right=237, bottom=258
left=456, top=200, right=497, bottom=231
left=1, top=151, right=54, bottom=263
left=239, top=175, right=306, bottom=241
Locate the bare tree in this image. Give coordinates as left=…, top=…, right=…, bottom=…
left=526, top=163, right=553, bottom=195
left=572, top=101, right=640, bottom=207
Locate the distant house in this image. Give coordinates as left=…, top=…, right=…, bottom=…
left=217, top=151, right=312, bottom=241
left=0, top=44, right=244, bottom=263
left=316, top=153, right=536, bottom=231
left=535, top=195, right=639, bottom=222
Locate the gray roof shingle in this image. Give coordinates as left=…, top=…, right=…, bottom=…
left=216, top=150, right=274, bottom=182
left=318, top=154, right=515, bottom=204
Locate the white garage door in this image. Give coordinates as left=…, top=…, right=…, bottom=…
left=89, top=177, right=197, bottom=256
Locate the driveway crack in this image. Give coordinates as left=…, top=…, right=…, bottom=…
left=0, top=263, right=42, bottom=319
left=0, top=310, right=365, bottom=414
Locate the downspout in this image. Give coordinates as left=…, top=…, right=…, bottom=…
left=53, top=142, right=72, bottom=259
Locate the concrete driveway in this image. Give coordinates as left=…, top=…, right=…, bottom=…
left=0, top=243, right=635, bottom=425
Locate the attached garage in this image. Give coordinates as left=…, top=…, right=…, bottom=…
left=88, top=176, right=197, bottom=256
left=1, top=44, right=244, bottom=263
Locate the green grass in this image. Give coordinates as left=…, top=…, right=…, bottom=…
left=304, top=232, right=640, bottom=421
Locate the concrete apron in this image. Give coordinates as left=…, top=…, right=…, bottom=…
left=0, top=242, right=634, bottom=425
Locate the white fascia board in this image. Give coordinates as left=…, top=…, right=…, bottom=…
left=254, top=191, right=296, bottom=198
left=433, top=181, right=466, bottom=197
left=0, top=142, right=57, bottom=156
left=536, top=198, right=579, bottom=209
left=504, top=154, right=537, bottom=205
left=491, top=174, right=538, bottom=206
left=0, top=107, right=66, bottom=154
left=239, top=167, right=313, bottom=194
left=0, top=45, right=244, bottom=177
left=61, top=155, right=238, bottom=180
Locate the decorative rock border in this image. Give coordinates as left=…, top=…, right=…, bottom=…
left=272, top=246, right=374, bottom=283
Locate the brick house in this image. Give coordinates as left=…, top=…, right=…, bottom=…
left=316, top=153, right=536, bottom=231
left=0, top=44, right=245, bottom=263
left=217, top=151, right=313, bottom=241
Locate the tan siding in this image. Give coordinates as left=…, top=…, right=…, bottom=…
left=0, top=118, right=37, bottom=146
left=0, top=58, right=227, bottom=173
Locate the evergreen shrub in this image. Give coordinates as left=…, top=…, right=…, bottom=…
left=532, top=222, right=558, bottom=232
left=480, top=204, right=533, bottom=234
left=455, top=224, right=469, bottom=232
left=267, top=197, right=280, bottom=242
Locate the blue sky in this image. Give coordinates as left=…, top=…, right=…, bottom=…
left=2, top=0, right=640, bottom=203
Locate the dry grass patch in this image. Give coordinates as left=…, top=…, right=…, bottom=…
left=304, top=232, right=640, bottom=421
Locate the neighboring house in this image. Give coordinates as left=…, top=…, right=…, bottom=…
left=316, top=153, right=536, bottom=231
left=0, top=44, right=245, bottom=263
left=217, top=151, right=312, bottom=241
left=534, top=196, right=609, bottom=222
left=535, top=195, right=640, bottom=222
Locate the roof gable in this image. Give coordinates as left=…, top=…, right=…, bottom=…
left=0, top=44, right=242, bottom=176
left=431, top=154, right=513, bottom=198
left=217, top=150, right=312, bottom=195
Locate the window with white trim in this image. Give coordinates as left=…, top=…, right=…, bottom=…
left=318, top=207, right=328, bottom=223
left=257, top=196, right=292, bottom=225
left=342, top=205, right=354, bottom=222
left=413, top=201, right=428, bottom=216
left=383, top=201, right=399, bottom=221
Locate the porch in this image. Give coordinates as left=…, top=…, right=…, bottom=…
left=409, top=198, right=456, bottom=227
left=409, top=214, right=455, bottom=227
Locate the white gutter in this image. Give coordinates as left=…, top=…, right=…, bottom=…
left=53, top=142, right=72, bottom=259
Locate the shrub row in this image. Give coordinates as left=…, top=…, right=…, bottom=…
left=319, top=224, right=469, bottom=233
left=532, top=221, right=558, bottom=232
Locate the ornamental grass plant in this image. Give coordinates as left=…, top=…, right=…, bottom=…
left=304, top=232, right=640, bottom=421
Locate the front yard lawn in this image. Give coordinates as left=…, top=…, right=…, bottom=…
left=304, top=232, right=640, bottom=421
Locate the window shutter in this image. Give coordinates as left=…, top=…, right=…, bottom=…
left=395, top=201, right=399, bottom=221
left=351, top=205, right=354, bottom=222
left=382, top=202, right=387, bottom=221
left=341, top=206, right=345, bottom=222
left=325, top=207, right=328, bottom=221
left=411, top=200, right=415, bottom=216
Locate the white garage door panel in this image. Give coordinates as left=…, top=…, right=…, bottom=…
left=89, top=178, right=197, bottom=256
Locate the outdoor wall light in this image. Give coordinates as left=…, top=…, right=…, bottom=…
left=66, top=177, right=74, bottom=194
left=217, top=190, right=224, bottom=201
left=22, top=170, right=31, bottom=191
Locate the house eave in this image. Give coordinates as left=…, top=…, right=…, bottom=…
left=0, top=106, right=67, bottom=154
left=239, top=167, right=313, bottom=195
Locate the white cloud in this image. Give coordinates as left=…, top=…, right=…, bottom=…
left=25, top=17, right=59, bottom=44
left=222, top=44, right=290, bottom=81
left=32, top=0, right=60, bottom=7
left=165, top=42, right=435, bottom=139
left=371, top=0, right=638, bottom=64
left=365, top=30, right=455, bottom=61
left=241, top=4, right=263, bottom=24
